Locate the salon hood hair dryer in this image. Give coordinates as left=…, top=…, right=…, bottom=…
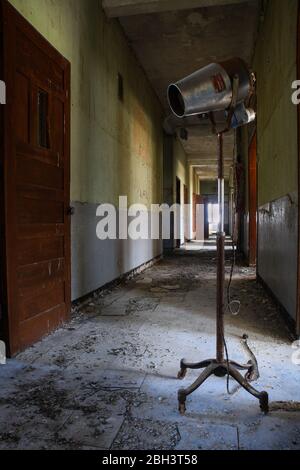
left=167, top=58, right=269, bottom=415
left=168, top=59, right=255, bottom=125
left=168, top=58, right=256, bottom=131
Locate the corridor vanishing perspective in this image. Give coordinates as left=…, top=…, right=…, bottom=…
left=0, top=248, right=299, bottom=450
left=1, top=0, right=300, bottom=455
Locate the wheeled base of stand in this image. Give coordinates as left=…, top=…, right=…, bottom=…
left=176, top=133, right=269, bottom=417
left=177, top=337, right=269, bottom=415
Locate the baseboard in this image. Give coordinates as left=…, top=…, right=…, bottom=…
left=257, top=274, right=298, bottom=340
left=72, top=254, right=163, bottom=311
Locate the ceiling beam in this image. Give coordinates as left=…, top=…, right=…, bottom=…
left=188, top=157, right=233, bottom=163
left=102, top=0, right=251, bottom=18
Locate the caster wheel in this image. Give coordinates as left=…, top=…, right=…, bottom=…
left=179, top=403, right=186, bottom=415
left=245, top=369, right=253, bottom=381
left=177, top=368, right=187, bottom=380
left=245, top=362, right=259, bottom=382
left=259, top=392, right=269, bottom=414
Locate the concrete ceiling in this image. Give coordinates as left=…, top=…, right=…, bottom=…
left=103, top=0, right=252, bottom=17
left=103, top=0, right=261, bottom=179
left=189, top=132, right=235, bottom=179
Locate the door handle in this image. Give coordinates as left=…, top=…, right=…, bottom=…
left=67, top=206, right=75, bottom=216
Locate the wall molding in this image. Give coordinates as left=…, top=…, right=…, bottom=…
left=72, top=254, right=163, bottom=312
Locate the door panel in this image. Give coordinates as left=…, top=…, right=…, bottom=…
left=18, top=281, right=65, bottom=320
left=16, top=154, right=64, bottom=189
left=15, top=71, right=30, bottom=143
left=1, top=0, right=71, bottom=354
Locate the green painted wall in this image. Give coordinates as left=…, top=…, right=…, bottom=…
left=172, top=138, right=188, bottom=243
left=254, top=0, right=298, bottom=206
left=173, top=137, right=187, bottom=202
left=193, top=171, right=200, bottom=196
left=9, top=0, right=164, bottom=207
left=252, top=0, right=298, bottom=323
left=200, top=180, right=229, bottom=196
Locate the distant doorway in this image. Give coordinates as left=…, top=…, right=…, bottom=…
left=208, top=203, right=219, bottom=235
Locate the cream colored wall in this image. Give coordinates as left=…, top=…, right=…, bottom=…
left=188, top=166, right=195, bottom=239
left=187, top=167, right=201, bottom=240
left=173, top=138, right=188, bottom=201
left=254, top=0, right=298, bottom=206
left=9, top=0, right=163, bottom=207
left=8, top=0, right=164, bottom=299
left=193, top=172, right=200, bottom=196
left=253, top=0, right=298, bottom=323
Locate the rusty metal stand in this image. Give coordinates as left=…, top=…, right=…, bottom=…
left=177, top=133, right=269, bottom=415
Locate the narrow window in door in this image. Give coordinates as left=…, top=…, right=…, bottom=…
left=118, top=73, right=124, bottom=102
left=38, top=89, right=50, bottom=148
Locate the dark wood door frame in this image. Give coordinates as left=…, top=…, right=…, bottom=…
left=248, top=132, right=257, bottom=267
left=184, top=184, right=188, bottom=242
left=297, top=0, right=300, bottom=337
left=176, top=177, right=181, bottom=248
left=0, top=2, right=7, bottom=345
left=0, top=0, right=71, bottom=355
left=204, top=199, right=209, bottom=240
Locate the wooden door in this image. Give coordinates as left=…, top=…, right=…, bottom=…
left=297, top=0, right=300, bottom=336
left=1, top=1, right=71, bottom=355
left=248, top=133, right=257, bottom=266
left=204, top=199, right=209, bottom=240
left=183, top=184, right=188, bottom=241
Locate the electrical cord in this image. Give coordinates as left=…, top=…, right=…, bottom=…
left=227, top=130, right=241, bottom=317
left=227, top=207, right=241, bottom=316
left=223, top=216, right=239, bottom=395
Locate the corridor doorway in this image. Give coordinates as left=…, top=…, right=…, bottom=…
left=207, top=203, right=219, bottom=236
left=0, top=1, right=71, bottom=355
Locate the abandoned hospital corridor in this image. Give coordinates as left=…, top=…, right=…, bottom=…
left=1, top=0, right=300, bottom=454
left=0, top=247, right=299, bottom=450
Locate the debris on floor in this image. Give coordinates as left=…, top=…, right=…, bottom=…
left=0, top=247, right=299, bottom=450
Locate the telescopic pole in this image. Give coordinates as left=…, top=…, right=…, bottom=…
left=216, top=132, right=225, bottom=363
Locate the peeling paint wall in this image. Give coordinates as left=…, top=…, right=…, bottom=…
left=173, top=139, right=188, bottom=244
left=255, top=0, right=298, bottom=206
left=9, top=0, right=164, bottom=299
left=193, top=171, right=200, bottom=196
left=173, top=138, right=187, bottom=202
left=254, top=0, right=298, bottom=321
left=162, top=136, right=188, bottom=248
